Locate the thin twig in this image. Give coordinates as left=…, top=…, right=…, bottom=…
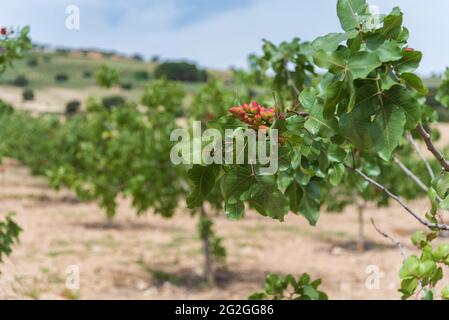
left=394, top=156, right=445, bottom=223
left=344, top=164, right=449, bottom=231
left=416, top=124, right=449, bottom=172
left=370, top=218, right=407, bottom=260
left=393, top=156, right=429, bottom=193
left=407, top=132, right=435, bottom=180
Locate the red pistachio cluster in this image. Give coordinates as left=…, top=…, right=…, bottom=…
left=0, top=27, right=9, bottom=36
left=229, top=101, right=276, bottom=131
left=228, top=101, right=286, bottom=145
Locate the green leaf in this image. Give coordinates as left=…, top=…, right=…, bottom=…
left=298, top=182, right=322, bottom=226
left=383, top=85, right=421, bottom=130
left=400, top=73, right=428, bottom=95
left=393, top=50, right=422, bottom=74
left=329, top=163, right=345, bottom=186
left=186, top=165, right=218, bottom=208
left=400, top=278, right=419, bottom=299
left=433, top=172, right=449, bottom=198
left=371, top=105, right=406, bottom=161
left=347, top=52, right=381, bottom=79
left=324, top=81, right=345, bottom=118
left=225, top=200, right=244, bottom=220
left=433, top=244, right=449, bottom=261
left=441, top=286, right=449, bottom=300
left=411, top=230, right=427, bottom=248
left=312, top=50, right=346, bottom=73
left=440, top=195, right=449, bottom=209
left=221, top=166, right=253, bottom=203
left=286, top=181, right=304, bottom=213
left=399, top=255, right=419, bottom=279
left=375, top=40, right=402, bottom=62
left=422, top=289, right=434, bottom=300
left=312, top=32, right=348, bottom=52
left=337, top=0, right=367, bottom=31
left=381, top=7, right=403, bottom=40
left=418, top=260, right=436, bottom=278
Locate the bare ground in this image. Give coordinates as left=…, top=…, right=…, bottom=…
left=0, top=158, right=447, bottom=300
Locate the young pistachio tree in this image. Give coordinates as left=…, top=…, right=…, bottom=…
left=187, top=0, right=449, bottom=299
left=0, top=26, right=31, bottom=265
left=45, top=78, right=225, bottom=285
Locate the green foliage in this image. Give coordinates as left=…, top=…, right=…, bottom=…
left=154, top=61, right=208, bottom=82
left=96, top=64, right=119, bottom=88
left=12, top=75, right=29, bottom=87
left=0, top=26, right=32, bottom=74
left=437, top=68, right=449, bottom=108
left=65, top=100, right=81, bottom=115
left=54, top=73, right=69, bottom=82
left=141, top=79, right=185, bottom=115
left=101, top=95, right=126, bottom=110
left=190, top=79, right=234, bottom=122
left=248, top=38, right=316, bottom=103
left=399, top=230, right=449, bottom=300
left=22, top=88, right=34, bottom=101
left=249, top=273, right=327, bottom=300
left=0, top=213, right=22, bottom=262
left=133, top=70, right=150, bottom=81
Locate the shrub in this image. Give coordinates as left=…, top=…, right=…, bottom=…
left=0, top=99, right=14, bottom=115
left=27, top=58, right=38, bottom=67
left=82, top=70, right=92, bottom=79
left=102, top=95, right=126, bottom=110
left=131, top=53, right=144, bottom=62
left=120, top=82, right=133, bottom=90
left=54, top=73, right=69, bottom=82
left=12, top=75, right=29, bottom=87
left=154, top=62, right=208, bottom=82
left=65, top=100, right=81, bottom=115
left=133, top=70, right=150, bottom=81
left=96, top=65, right=119, bottom=88
left=22, top=88, right=34, bottom=101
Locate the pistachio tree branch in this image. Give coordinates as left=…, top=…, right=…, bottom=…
left=393, top=156, right=429, bottom=193
left=416, top=124, right=449, bottom=172
left=344, top=164, right=449, bottom=231
left=370, top=218, right=407, bottom=260
left=407, top=132, right=435, bottom=180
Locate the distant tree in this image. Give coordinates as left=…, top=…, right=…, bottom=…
left=54, top=73, right=69, bottom=82
left=154, top=61, right=208, bottom=82
left=131, top=53, right=144, bottom=62
left=102, top=95, right=126, bottom=110
left=133, top=70, right=150, bottom=81
left=96, top=65, right=119, bottom=88
left=82, top=70, right=92, bottom=79
left=12, top=75, right=29, bottom=87
left=27, top=57, right=38, bottom=67
left=151, top=55, right=160, bottom=63
left=120, top=82, right=133, bottom=90
left=65, top=100, right=81, bottom=115
left=22, top=88, right=34, bottom=101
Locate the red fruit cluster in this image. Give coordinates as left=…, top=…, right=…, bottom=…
left=229, top=101, right=275, bottom=131
left=404, top=47, right=414, bottom=52
left=0, top=27, right=8, bottom=36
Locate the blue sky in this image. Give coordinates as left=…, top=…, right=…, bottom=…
left=1, top=0, right=448, bottom=75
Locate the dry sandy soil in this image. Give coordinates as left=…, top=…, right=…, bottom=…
left=0, top=158, right=447, bottom=300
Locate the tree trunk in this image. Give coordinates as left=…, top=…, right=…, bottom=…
left=357, top=202, right=366, bottom=252
left=200, top=206, right=214, bottom=286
